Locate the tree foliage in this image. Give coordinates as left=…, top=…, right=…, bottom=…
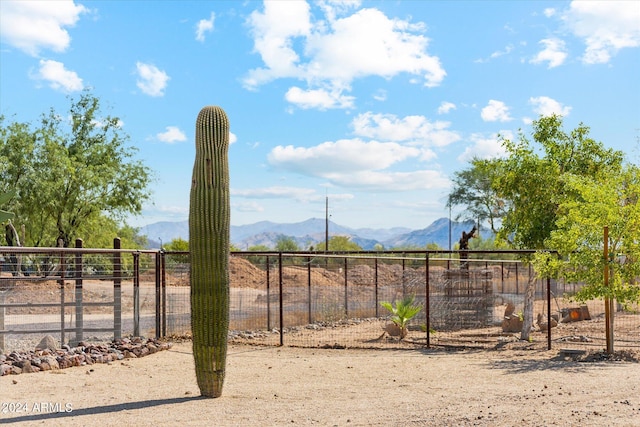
left=275, top=235, right=300, bottom=252
left=314, top=235, right=363, bottom=252
left=0, top=91, right=153, bottom=247
left=535, top=164, right=640, bottom=306
left=447, top=158, right=507, bottom=233
left=494, top=115, right=624, bottom=249
left=448, top=115, right=629, bottom=339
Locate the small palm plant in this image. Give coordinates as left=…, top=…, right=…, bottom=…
left=380, top=295, right=422, bottom=339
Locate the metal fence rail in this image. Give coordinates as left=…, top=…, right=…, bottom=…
left=1, top=246, right=638, bottom=353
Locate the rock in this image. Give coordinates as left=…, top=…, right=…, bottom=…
left=1, top=363, right=12, bottom=376
left=36, top=335, right=58, bottom=351
left=501, top=316, right=523, bottom=333
left=536, top=313, right=558, bottom=331
left=20, top=360, right=39, bottom=374
left=42, top=356, right=59, bottom=370
left=504, top=303, right=516, bottom=318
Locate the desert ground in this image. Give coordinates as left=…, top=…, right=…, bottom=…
left=1, top=340, right=639, bottom=427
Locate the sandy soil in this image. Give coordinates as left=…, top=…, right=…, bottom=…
left=1, top=341, right=639, bottom=427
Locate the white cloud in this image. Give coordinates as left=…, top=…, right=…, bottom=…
left=195, top=12, right=215, bottom=42
left=529, top=96, right=572, bottom=117
left=156, top=126, right=187, bottom=143
left=480, top=100, right=512, bottom=122
left=135, top=62, right=169, bottom=97
left=244, top=2, right=445, bottom=109
left=229, top=132, right=238, bottom=144
left=324, top=169, right=451, bottom=191
left=32, top=59, right=83, bottom=92
left=544, top=8, right=556, bottom=18
left=563, top=1, right=640, bottom=64
left=530, top=38, right=567, bottom=68
left=285, top=86, right=355, bottom=110
left=233, top=186, right=316, bottom=201
left=372, top=89, right=387, bottom=101
left=232, top=186, right=353, bottom=203
left=437, top=101, right=456, bottom=114
left=351, top=112, right=460, bottom=147
left=457, top=132, right=510, bottom=162
left=0, top=0, right=87, bottom=56
left=475, top=44, right=513, bottom=63
left=233, top=201, right=265, bottom=213
left=268, top=138, right=419, bottom=175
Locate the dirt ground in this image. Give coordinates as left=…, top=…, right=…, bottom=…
left=1, top=341, right=639, bottom=427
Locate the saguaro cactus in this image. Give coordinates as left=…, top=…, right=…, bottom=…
left=189, top=106, right=230, bottom=398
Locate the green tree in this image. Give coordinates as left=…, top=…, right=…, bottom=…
left=535, top=164, right=639, bottom=306
left=164, top=237, right=189, bottom=252
left=493, top=115, right=624, bottom=340
left=447, top=157, right=507, bottom=233
left=0, top=91, right=153, bottom=247
left=275, top=235, right=299, bottom=252
left=315, top=235, right=362, bottom=252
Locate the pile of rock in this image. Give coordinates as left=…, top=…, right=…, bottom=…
left=0, top=336, right=172, bottom=376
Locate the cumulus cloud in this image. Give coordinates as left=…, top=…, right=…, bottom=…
left=563, top=1, right=640, bottom=64
left=32, top=59, right=83, bottom=92
left=156, top=126, right=187, bottom=143
left=324, top=169, right=451, bottom=191
left=0, top=0, right=87, bottom=56
left=457, top=132, right=510, bottom=162
left=195, top=12, right=215, bottom=42
left=135, top=62, right=169, bottom=97
left=437, top=101, right=456, bottom=114
left=480, top=100, right=512, bottom=122
left=285, top=86, right=355, bottom=110
left=351, top=112, right=460, bottom=147
left=268, top=139, right=419, bottom=175
left=244, top=1, right=445, bottom=109
left=530, top=38, right=567, bottom=68
left=529, top=96, right=572, bottom=117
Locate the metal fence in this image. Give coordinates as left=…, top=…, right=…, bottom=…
left=1, top=245, right=638, bottom=353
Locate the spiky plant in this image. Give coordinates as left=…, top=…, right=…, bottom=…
left=380, top=295, right=422, bottom=339
left=189, top=106, right=230, bottom=398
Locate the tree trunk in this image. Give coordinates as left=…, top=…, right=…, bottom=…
left=520, top=274, right=536, bottom=341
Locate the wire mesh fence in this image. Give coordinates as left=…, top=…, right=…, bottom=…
left=0, top=241, right=161, bottom=352
left=1, top=246, right=638, bottom=353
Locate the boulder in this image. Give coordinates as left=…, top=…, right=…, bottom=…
left=35, top=335, right=58, bottom=351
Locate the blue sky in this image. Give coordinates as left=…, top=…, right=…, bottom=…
left=1, top=0, right=639, bottom=231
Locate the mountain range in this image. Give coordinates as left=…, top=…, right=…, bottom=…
left=140, top=217, right=480, bottom=251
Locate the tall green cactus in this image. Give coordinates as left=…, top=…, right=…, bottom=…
left=189, top=106, right=230, bottom=398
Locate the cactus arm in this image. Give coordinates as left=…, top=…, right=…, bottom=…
left=189, top=106, right=230, bottom=398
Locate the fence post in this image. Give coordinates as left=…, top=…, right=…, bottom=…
left=278, top=252, right=283, bottom=346
left=374, top=257, right=379, bottom=318
left=155, top=251, right=161, bottom=338
left=426, top=252, right=431, bottom=348
left=344, top=257, right=348, bottom=318
left=546, top=276, right=552, bottom=350
left=307, top=256, right=312, bottom=324
left=74, top=238, right=84, bottom=344
left=133, top=251, right=140, bottom=337
left=266, top=255, right=271, bottom=331
left=59, top=249, right=66, bottom=345
left=0, top=291, right=4, bottom=352
left=161, top=250, right=167, bottom=338
left=113, top=238, right=122, bottom=340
